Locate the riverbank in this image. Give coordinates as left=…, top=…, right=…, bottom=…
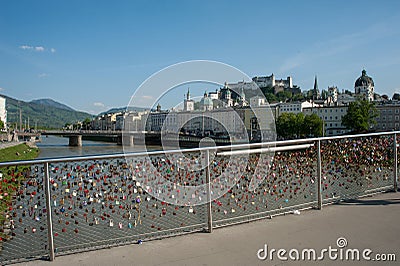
left=0, top=142, right=39, bottom=162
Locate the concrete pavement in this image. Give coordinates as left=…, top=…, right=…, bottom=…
left=12, top=192, right=400, bottom=266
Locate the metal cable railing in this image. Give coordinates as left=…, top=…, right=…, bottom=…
left=0, top=132, right=398, bottom=264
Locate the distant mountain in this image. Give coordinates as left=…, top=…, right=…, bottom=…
left=99, top=106, right=148, bottom=115
left=2, top=94, right=93, bottom=129
left=30, top=98, right=74, bottom=111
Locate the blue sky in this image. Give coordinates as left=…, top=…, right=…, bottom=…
left=1, top=0, right=400, bottom=114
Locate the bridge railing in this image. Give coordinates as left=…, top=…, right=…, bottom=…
left=0, top=132, right=397, bottom=264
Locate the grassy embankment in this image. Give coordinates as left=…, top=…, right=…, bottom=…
left=0, top=144, right=39, bottom=240
left=0, top=143, right=39, bottom=162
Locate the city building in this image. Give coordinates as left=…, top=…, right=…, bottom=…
left=326, top=86, right=338, bottom=106
left=0, top=96, right=6, bottom=129
left=208, top=90, right=219, bottom=100
left=303, top=105, right=350, bottom=136
left=249, top=96, right=266, bottom=107
left=278, top=101, right=314, bottom=116
left=252, top=74, right=293, bottom=89
left=176, top=108, right=246, bottom=139
left=220, top=84, right=234, bottom=107
left=374, top=103, right=400, bottom=131
left=225, top=74, right=297, bottom=94
left=241, top=106, right=276, bottom=142
left=355, top=69, right=374, bottom=101
left=90, top=112, right=121, bottom=131
left=148, top=105, right=169, bottom=132
left=161, top=111, right=178, bottom=132
left=337, top=93, right=355, bottom=105
left=121, top=111, right=150, bottom=131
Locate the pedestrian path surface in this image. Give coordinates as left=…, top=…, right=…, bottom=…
left=0, top=141, right=21, bottom=150
left=12, top=192, right=400, bottom=266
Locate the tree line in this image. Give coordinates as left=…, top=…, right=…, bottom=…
left=275, top=99, right=378, bottom=139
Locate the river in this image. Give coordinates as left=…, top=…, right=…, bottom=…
left=36, top=135, right=162, bottom=159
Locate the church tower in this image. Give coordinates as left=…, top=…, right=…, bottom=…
left=313, top=76, right=319, bottom=100
left=183, top=88, right=194, bottom=111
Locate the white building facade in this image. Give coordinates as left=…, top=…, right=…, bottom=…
left=303, top=105, right=350, bottom=136
left=0, top=96, right=6, bottom=129
left=278, top=101, right=314, bottom=116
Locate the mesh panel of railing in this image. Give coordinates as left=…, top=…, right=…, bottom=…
left=0, top=163, right=49, bottom=263
left=212, top=143, right=318, bottom=227
left=48, top=152, right=208, bottom=255
left=321, top=135, right=394, bottom=204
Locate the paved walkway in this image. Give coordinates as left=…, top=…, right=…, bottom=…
left=12, top=192, right=400, bottom=266
left=0, top=141, right=21, bottom=150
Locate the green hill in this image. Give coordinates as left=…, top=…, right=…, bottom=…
left=30, top=98, right=75, bottom=111
left=2, top=95, right=93, bottom=129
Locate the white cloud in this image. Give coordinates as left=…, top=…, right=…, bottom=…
left=93, top=102, right=105, bottom=107
left=35, top=46, right=45, bottom=52
left=19, top=45, right=33, bottom=50
left=19, top=44, right=55, bottom=53
left=0, top=87, right=4, bottom=92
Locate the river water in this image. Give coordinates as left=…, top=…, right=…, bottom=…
left=36, top=135, right=162, bottom=159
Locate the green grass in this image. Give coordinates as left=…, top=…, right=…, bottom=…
left=0, top=144, right=39, bottom=240
left=0, top=143, right=39, bottom=162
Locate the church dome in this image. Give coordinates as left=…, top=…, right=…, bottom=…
left=355, top=69, right=374, bottom=87
left=200, top=92, right=213, bottom=109
left=200, top=97, right=213, bottom=106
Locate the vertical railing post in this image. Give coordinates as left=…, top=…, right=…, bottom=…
left=44, top=162, right=55, bottom=261
left=205, top=149, right=213, bottom=233
left=317, top=140, right=322, bottom=209
left=394, top=133, right=398, bottom=192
